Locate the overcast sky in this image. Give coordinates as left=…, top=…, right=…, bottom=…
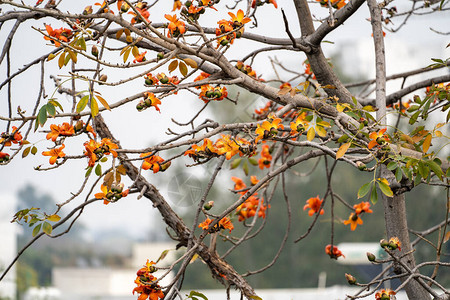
left=0, top=1, right=449, bottom=241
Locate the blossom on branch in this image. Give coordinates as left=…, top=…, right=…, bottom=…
left=303, top=196, right=324, bottom=216
left=42, top=144, right=65, bottom=165
left=46, top=123, right=74, bottom=142
left=325, top=244, right=345, bottom=259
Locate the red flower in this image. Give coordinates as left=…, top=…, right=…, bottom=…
left=325, top=244, right=345, bottom=259
left=303, top=196, right=324, bottom=216
left=43, top=25, right=73, bottom=47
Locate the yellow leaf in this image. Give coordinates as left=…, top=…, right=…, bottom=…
left=91, top=97, right=99, bottom=117
left=400, top=134, right=415, bottom=144
left=444, top=231, right=450, bottom=243
left=436, top=123, right=444, bottom=129
left=315, top=125, right=327, bottom=137
left=321, top=84, right=336, bottom=89
left=95, top=94, right=111, bottom=111
left=120, top=45, right=129, bottom=56
left=435, top=130, right=442, bottom=137
left=336, top=142, right=350, bottom=159
left=68, top=50, right=77, bottom=63
left=168, top=60, right=178, bottom=73
left=126, top=35, right=133, bottom=43
left=47, top=214, right=61, bottom=222
left=363, top=105, right=377, bottom=112
left=378, top=177, right=389, bottom=185
left=124, top=28, right=131, bottom=37
left=58, top=52, right=66, bottom=69
left=190, top=253, right=199, bottom=264
left=183, top=58, right=198, bottom=68
left=47, top=53, right=56, bottom=61
left=116, top=165, right=127, bottom=175
left=131, top=46, right=139, bottom=57
left=307, top=127, right=315, bottom=141
left=336, top=103, right=345, bottom=112
left=123, top=47, right=131, bottom=63
left=422, top=134, right=432, bottom=153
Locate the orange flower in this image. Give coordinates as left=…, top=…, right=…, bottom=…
left=303, top=196, right=324, bottom=216
left=343, top=213, right=363, bottom=231
left=368, top=128, right=390, bottom=149
left=143, top=92, right=162, bottom=112
left=172, top=0, right=182, bottom=11
left=228, top=9, right=251, bottom=28
left=214, top=135, right=240, bottom=160
left=133, top=51, right=147, bottom=63
left=252, top=0, right=277, bottom=8
left=388, top=237, right=401, bottom=251
left=231, top=176, right=247, bottom=192
left=316, top=0, right=346, bottom=9
left=42, top=144, right=65, bottom=164
left=255, top=101, right=272, bottom=118
left=353, top=201, right=373, bottom=215
left=83, top=138, right=118, bottom=167
left=165, top=14, right=186, bottom=38
left=129, top=5, right=150, bottom=24
left=199, top=218, right=213, bottom=230
left=250, top=176, right=259, bottom=185
left=43, top=25, right=73, bottom=47
left=255, top=116, right=284, bottom=143
left=325, top=244, right=345, bottom=259
left=184, top=138, right=219, bottom=162
left=1, top=126, right=23, bottom=146
left=95, top=183, right=129, bottom=204
left=375, top=289, right=396, bottom=300
left=199, top=85, right=228, bottom=102
left=236, top=195, right=268, bottom=222
left=46, top=123, right=74, bottom=142
left=199, top=217, right=234, bottom=233
left=258, top=144, right=272, bottom=169
left=140, top=152, right=165, bottom=173
left=290, top=112, right=309, bottom=135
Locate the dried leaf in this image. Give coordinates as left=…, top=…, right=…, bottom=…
left=123, top=47, right=131, bottom=63
left=116, top=29, right=124, bottom=39
left=183, top=58, right=198, bottom=68
left=179, top=61, right=188, bottom=77
left=277, top=86, right=291, bottom=96
left=116, top=165, right=127, bottom=175
left=95, top=94, right=111, bottom=111
left=168, top=60, right=178, bottom=73
left=132, top=45, right=139, bottom=57
left=58, top=52, right=66, bottom=69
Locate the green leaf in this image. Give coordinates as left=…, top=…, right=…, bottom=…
left=36, top=105, right=48, bottom=130
left=370, top=185, right=378, bottom=204
left=95, top=164, right=102, bottom=176
left=426, top=160, right=444, bottom=181
left=386, top=161, right=397, bottom=171
left=188, top=291, right=208, bottom=300
left=100, top=157, right=108, bottom=163
left=250, top=296, right=263, bottom=300
left=42, top=221, right=52, bottom=235
left=22, top=146, right=31, bottom=158
left=357, top=182, right=371, bottom=199
left=409, top=110, right=420, bottom=125
left=242, top=160, right=249, bottom=176
left=395, top=167, right=403, bottom=183
left=230, top=158, right=242, bottom=169
left=85, top=166, right=93, bottom=177
left=76, top=95, right=89, bottom=113
left=156, top=249, right=170, bottom=263
left=377, top=179, right=393, bottom=197
left=32, top=223, right=42, bottom=237
left=79, top=36, right=87, bottom=51
left=414, top=173, right=422, bottom=186
left=46, top=102, right=56, bottom=117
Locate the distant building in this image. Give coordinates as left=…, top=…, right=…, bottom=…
left=0, top=194, right=17, bottom=300
left=51, top=242, right=176, bottom=300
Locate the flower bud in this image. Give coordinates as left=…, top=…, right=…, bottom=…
left=356, top=161, right=366, bottom=171
left=120, top=3, right=130, bottom=12
left=220, top=39, right=229, bottom=46
left=380, top=239, right=389, bottom=248
left=345, top=273, right=357, bottom=285
left=99, top=74, right=108, bottom=84
left=157, top=52, right=164, bottom=60
left=367, top=252, right=376, bottom=262
left=74, top=120, right=84, bottom=132
left=388, top=241, right=398, bottom=250
left=204, top=201, right=214, bottom=210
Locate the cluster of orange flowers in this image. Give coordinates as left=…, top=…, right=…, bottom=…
left=140, top=153, right=170, bottom=173
left=235, top=61, right=258, bottom=79
left=95, top=183, right=129, bottom=205
left=199, top=85, right=228, bottom=102
left=46, top=123, right=74, bottom=142
left=133, top=51, right=147, bottom=63
left=84, top=138, right=118, bottom=167
left=232, top=177, right=268, bottom=222
left=368, top=128, right=390, bottom=150
left=43, top=24, right=73, bottom=47
left=254, top=101, right=273, bottom=119
left=254, top=115, right=284, bottom=143
left=387, top=100, right=411, bottom=113
left=136, top=92, right=162, bottom=112
left=129, top=2, right=150, bottom=24
left=343, top=201, right=373, bottom=231
left=303, top=196, right=324, bottom=216
left=215, top=9, right=250, bottom=46
left=316, top=0, right=347, bottom=9
left=132, top=260, right=164, bottom=300
left=165, top=14, right=186, bottom=38
left=303, top=60, right=316, bottom=79
left=0, top=126, right=23, bottom=162
left=325, top=244, right=345, bottom=259
left=184, top=135, right=254, bottom=163
left=375, top=288, right=396, bottom=300
left=258, top=144, right=272, bottom=169
left=199, top=216, right=234, bottom=233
